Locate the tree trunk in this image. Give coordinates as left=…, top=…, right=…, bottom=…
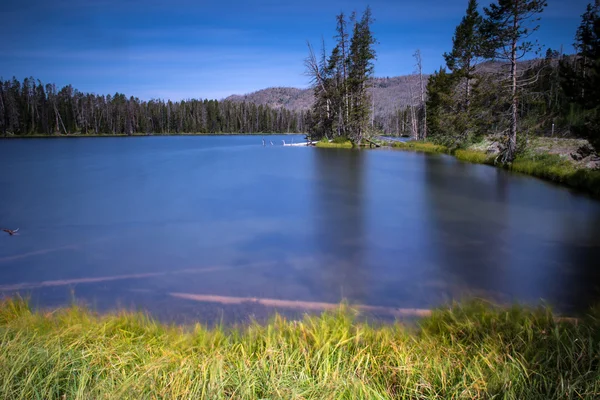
left=465, top=77, right=471, bottom=110
left=504, top=18, right=519, bottom=164
left=408, top=83, right=418, bottom=139
left=415, top=50, right=427, bottom=140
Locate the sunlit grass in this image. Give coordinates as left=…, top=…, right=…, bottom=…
left=454, top=149, right=495, bottom=164
left=1, top=297, right=599, bottom=399
left=315, top=138, right=354, bottom=148
left=390, top=140, right=448, bottom=153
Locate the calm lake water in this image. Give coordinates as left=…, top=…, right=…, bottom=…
left=1, top=135, right=600, bottom=323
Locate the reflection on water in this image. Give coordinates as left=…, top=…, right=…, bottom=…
left=420, top=154, right=600, bottom=311
left=423, top=156, right=513, bottom=303
left=1, top=136, right=600, bottom=323
left=313, top=148, right=368, bottom=303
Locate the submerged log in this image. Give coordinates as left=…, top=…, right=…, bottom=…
left=364, top=138, right=381, bottom=148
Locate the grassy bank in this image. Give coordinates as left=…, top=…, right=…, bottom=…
left=390, top=141, right=449, bottom=154
left=1, top=298, right=599, bottom=399
left=315, top=138, right=354, bottom=149
left=390, top=140, right=600, bottom=197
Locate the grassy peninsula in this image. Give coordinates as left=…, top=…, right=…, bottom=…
left=1, top=297, right=599, bottom=399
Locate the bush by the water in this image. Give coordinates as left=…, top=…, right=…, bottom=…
left=1, top=298, right=599, bottom=399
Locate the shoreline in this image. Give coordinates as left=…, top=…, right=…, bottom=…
left=383, top=138, right=600, bottom=198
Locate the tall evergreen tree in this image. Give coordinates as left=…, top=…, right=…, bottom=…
left=443, top=0, right=484, bottom=109
left=335, top=12, right=350, bottom=135
left=575, top=0, right=600, bottom=105
left=347, top=7, right=377, bottom=144
left=426, top=67, right=458, bottom=143
left=481, top=0, right=547, bottom=163
left=561, top=1, right=600, bottom=149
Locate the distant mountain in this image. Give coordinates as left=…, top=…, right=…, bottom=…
left=370, top=75, right=424, bottom=118
left=225, top=87, right=314, bottom=111
left=225, top=75, right=426, bottom=117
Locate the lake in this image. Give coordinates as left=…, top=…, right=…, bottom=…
left=1, top=135, right=600, bottom=323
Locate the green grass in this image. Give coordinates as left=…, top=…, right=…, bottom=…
left=390, top=140, right=448, bottom=153
left=315, top=139, right=354, bottom=148
left=454, top=149, right=495, bottom=164
left=1, top=297, right=599, bottom=399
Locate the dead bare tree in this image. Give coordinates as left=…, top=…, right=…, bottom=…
left=304, top=41, right=331, bottom=124
left=414, top=49, right=427, bottom=140
left=408, top=82, right=418, bottom=140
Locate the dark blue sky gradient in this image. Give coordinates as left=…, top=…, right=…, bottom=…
left=0, top=0, right=590, bottom=100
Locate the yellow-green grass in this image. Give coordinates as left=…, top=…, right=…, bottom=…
left=390, top=140, right=448, bottom=154
left=315, top=140, right=354, bottom=149
left=1, top=297, right=599, bottom=399
left=454, top=149, right=495, bottom=164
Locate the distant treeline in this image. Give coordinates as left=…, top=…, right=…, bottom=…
left=0, top=78, right=307, bottom=135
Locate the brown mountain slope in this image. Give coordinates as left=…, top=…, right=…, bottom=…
left=224, top=75, right=426, bottom=116
left=225, top=87, right=314, bottom=111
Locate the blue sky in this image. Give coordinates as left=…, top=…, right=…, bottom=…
left=0, top=0, right=591, bottom=100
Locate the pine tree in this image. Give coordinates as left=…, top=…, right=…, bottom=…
left=575, top=0, right=600, bottom=105
left=443, top=0, right=484, bottom=109
left=426, top=0, right=486, bottom=147
left=426, top=67, right=457, bottom=143
left=481, top=0, right=547, bottom=163
left=562, top=1, right=600, bottom=149
left=347, top=7, right=377, bottom=144
left=335, top=12, right=350, bottom=136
